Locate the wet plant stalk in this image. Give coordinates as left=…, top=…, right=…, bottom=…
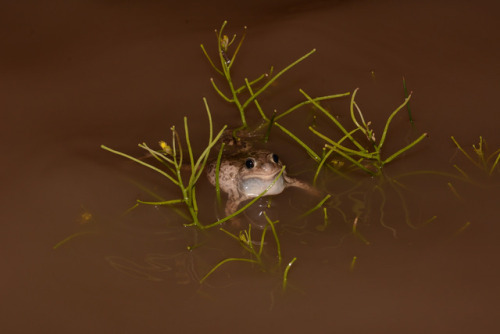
left=102, top=98, right=227, bottom=229
left=282, top=257, right=297, bottom=292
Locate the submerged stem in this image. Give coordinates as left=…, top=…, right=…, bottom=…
left=282, top=257, right=297, bottom=292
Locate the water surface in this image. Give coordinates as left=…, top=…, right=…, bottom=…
left=1, top=1, right=499, bottom=333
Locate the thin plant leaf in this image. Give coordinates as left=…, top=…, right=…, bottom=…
left=101, top=145, right=180, bottom=186
left=263, top=212, right=282, bottom=264
left=242, top=49, right=316, bottom=110
left=324, top=145, right=375, bottom=174
left=200, top=44, right=223, bottom=75
left=298, top=194, right=331, bottom=219
left=282, top=257, right=297, bottom=292
left=301, top=89, right=365, bottom=151
left=228, top=26, right=247, bottom=68
left=210, top=78, right=233, bottom=102
left=313, top=147, right=335, bottom=185
left=489, top=151, right=500, bottom=175
left=235, top=72, right=269, bottom=94
left=275, top=92, right=350, bottom=121
left=136, top=199, right=184, bottom=205
left=200, top=257, right=259, bottom=284
left=378, top=93, right=412, bottom=150
left=382, top=132, right=427, bottom=165
left=220, top=228, right=253, bottom=253
left=350, top=256, right=357, bottom=272
left=53, top=231, right=99, bottom=250
left=309, top=126, right=373, bottom=160
left=264, top=110, right=277, bottom=142
left=402, top=76, right=414, bottom=125
left=245, top=77, right=268, bottom=121
left=275, top=122, right=321, bottom=162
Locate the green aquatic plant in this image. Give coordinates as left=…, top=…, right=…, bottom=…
left=402, top=76, right=413, bottom=126
left=53, top=230, right=98, bottom=250
left=298, top=194, right=332, bottom=219
left=90, top=20, right=448, bottom=290
left=201, top=21, right=349, bottom=129
left=306, top=88, right=428, bottom=176
left=451, top=136, right=500, bottom=176
left=101, top=98, right=227, bottom=229
left=349, top=256, right=358, bottom=272
left=102, top=98, right=288, bottom=229
left=200, top=217, right=278, bottom=284
left=282, top=257, right=297, bottom=292
left=200, top=212, right=294, bottom=288
left=201, top=22, right=427, bottom=179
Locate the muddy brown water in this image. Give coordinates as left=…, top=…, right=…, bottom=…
left=1, top=1, right=499, bottom=333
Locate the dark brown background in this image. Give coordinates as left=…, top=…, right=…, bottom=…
left=1, top=1, right=499, bottom=333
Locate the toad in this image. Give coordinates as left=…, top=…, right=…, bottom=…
left=206, top=148, right=318, bottom=217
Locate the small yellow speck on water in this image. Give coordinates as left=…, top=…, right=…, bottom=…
left=80, top=212, right=93, bottom=224
left=331, top=159, right=345, bottom=169
left=266, top=198, right=272, bottom=209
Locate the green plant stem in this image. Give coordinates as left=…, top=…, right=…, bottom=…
left=228, top=26, right=247, bottom=67
left=489, top=151, right=500, bottom=175
left=263, top=212, right=282, bottom=265
left=210, top=78, right=233, bottom=102
left=257, top=226, right=268, bottom=258
left=275, top=92, right=350, bottom=121
left=200, top=258, right=259, bottom=284
left=101, top=145, right=180, bottom=186
left=282, top=257, right=297, bottom=292
left=200, top=44, right=223, bottom=75
left=402, top=76, right=414, bottom=125
left=53, top=231, right=99, bottom=250
left=350, top=256, right=357, bottom=271
left=216, top=22, right=247, bottom=127
left=351, top=217, right=370, bottom=245
left=451, top=136, right=481, bottom=168
left=309, top=126, right=373, bottom=159
left=350, top=89, right=370, bottom=138
left=136, top=199, right=184, bottom=205
left=378, top=93, right=412, bottom=150
left=325, top=145, right=375, bottom=174
left=299, top=194, right=332, bottom=218
left=220, top=228, right=253, bottom=253
left=274, top=122, right=321, bottom=162
left=302, top=89, right=365, bottom=151
left=184, top=118, right=195, bottom=180
left=382, top=132, right=428, bottom=165
left=264, top=111, right=277, bottom=142
left=373, top=185, right=397, bottom=237
left=235, top=72, right=269, bottom=94
left=313, top=147, right=335, bottom=185
left=244, top=78, right=269, bottom=121
left=242, top=49, right=316, bottom=110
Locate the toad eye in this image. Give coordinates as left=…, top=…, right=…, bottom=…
left=272, top=153, right=279, bottom=163
left=245, top=158, right=255, bottom=169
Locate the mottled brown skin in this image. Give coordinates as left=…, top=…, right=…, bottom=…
left=206, top=149, right=318, bottom=217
